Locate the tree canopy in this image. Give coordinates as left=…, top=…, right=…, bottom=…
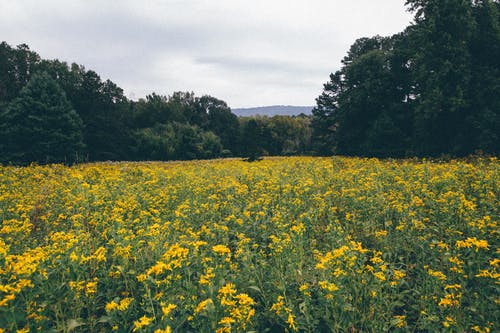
left=312, top=0, right=499, bottom=157
left=0, top=72, right=84, bottom=164
left=1, top=0, right=498, bottom=163
left=0, top=41, right=312, bottom=164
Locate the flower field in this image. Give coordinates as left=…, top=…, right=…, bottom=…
left=0, top=157, right=498, bottom=332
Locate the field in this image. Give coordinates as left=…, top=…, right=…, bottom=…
left=0, top=157, right=498, bottom=332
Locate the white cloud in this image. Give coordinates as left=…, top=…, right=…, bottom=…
left=0, top=0, right=413, bottom=107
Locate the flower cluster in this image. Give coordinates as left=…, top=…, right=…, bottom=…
left=0, top=157, right=497, bottom=332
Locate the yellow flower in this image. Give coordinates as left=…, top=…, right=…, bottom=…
left=373, top=271, right=386, bottom=281
left=213, top=244, right=231, bottom=255
left=472, top=326, right=491, bottom=333
left=219, top=316, right=235, bottom=325
left=218, top=283, right=237, bottom=296
left=287, top=313, right=298, bottom=331
left=147, top=261, right=169, bottom=276
left=299, top=283, right=311, bottom=297
left=161, top=303, right=176, bottom=318
left=234, top=293, right=255, bottom=306
left=456, top=237, right=489, bottom=251
left=438, top=294, right=460, bottom=307
left=393, top=269, right=406, bottom=280
left=69, top=251, right=79, bottom=262
left=117, top=297, right=133, bottom=311
left=85, top=279, right=98, bottom=297
left=271, top=296, right=285, bottom=315
left=427, top=269, right=447, bottom=281
left=444, top=284, right=461, bottom=290
left=105, top=300, right=119, bottom=312
left=318, top=280, right=339, bottom=292
left=94, top=246, right=107, bottom=262
left=217, top=317, right=235, bottom=333
left=393, top=315, right=407, bottom=328
left=194, top=299, right=213, bottom=314
left=475, top=269, right=500, bottom=279
left=133, top=315, right=153, bottom=332
left=199, top=267, right=215, bottom=285
left=489, top=258, right=500, bottom=268
left=154, top=327, right=172, bottom=333
left=0, top=294, right=15, bottom=307
left=442, top=315, right=456, bottom=328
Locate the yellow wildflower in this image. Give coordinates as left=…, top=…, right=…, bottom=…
left=438, top=294, right=460, bottom=307
left=118, top=297, right=133, bottom=311
left=194, top=299, right=213, bottom=314
left=456, top=237, right=489, bottom=251
left=133, top=315, right=153, bottom=332
left=161, top=303, right=176, bottom=318
left=287, top=313, right=298, bottom=331
left=393, top=315, right=407, bottom=328
left=427, top=269, right=447, bottom=281
left=105, top=300, right=119, bottom=312
left=218, top=283, right=237, bottom=296
left=85, top=279, right=98, bottom=297
left=154, top=327, right=172, bottom=333
left=199, top=267, right=215, bottom=285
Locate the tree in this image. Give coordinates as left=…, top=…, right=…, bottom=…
left=0, top=42, right=41, bottom=103
left=311, top=71, right=344, bottom=155
left=0, top=72, right=84, bottom=164
left=406, top=0, right=476, bottom=155
left=202, top=95, right=240, bottom=153
left=174, top=123, right=222, bottom=160
left=132, top=93, right=172, bottom=128
left=467, top=0, right=500, bottom=153
left=312, top=36, right=412, bottom=156
left=240, top=118, right=265, bottom=161
left=53, top=65, right=133, bottom=161
left=167, top=91, right=199, bottom=124
left=267, top=115, right=311, bottom=155
left=133, top=123, right=177, bottom=161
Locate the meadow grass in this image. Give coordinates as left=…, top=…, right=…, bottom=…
left=0, top=157, right=498, bottom=332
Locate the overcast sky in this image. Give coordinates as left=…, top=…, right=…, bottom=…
left=1, top=0, right=413, bottom=108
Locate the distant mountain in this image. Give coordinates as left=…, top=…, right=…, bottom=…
left=232, top=105, right=313, bottom=117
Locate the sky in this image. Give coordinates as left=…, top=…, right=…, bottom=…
left=0, top=0, right=414, bottom=108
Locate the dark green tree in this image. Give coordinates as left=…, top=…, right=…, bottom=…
left=268, top=115, right=311, bottom=155
left=312, top=36, right=412, bottom=156
left=132, top=93, right=172, bottom=128
left=406, top=0, right=476, bottom=155
left=240, top=118, right=265, bottom=161
left=133, top=123, right=177, bottom=160
left=202, top=95, right=240, bottom=153
left=311, top=71, right=344, bottom=155
left=0, top=72, right=84, bottom=164
left=167, top=91, right=199, bottom=125
left=467, top=0, right=500, bottom=153
left=174, top=123, right=222, bottom=160
left=0, top=42, right=41, bottom=103
left=37, top=59, right=135, bottom=160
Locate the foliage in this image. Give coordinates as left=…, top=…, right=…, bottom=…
left=239, top=115, right=312, bottom=159
left=0, top=157, right=498, bottom=332
left=0, top=72, right=84, bottom=164
left=312, top=0, right=499, bottom=157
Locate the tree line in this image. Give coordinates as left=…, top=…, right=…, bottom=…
left=0, top=42, right=311, bottom=164
left=312, top=0, right=499, bottom=157
left=1, top=0, right=498, bottom=164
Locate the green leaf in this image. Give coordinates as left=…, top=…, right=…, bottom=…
left=247, top=286, right=261, bottom=292
left=67, top=319, right=85, bottom=331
